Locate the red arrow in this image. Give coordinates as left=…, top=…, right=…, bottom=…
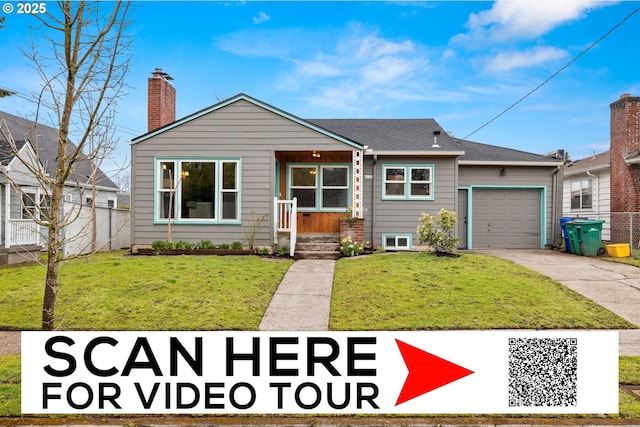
left=395, top=339, right=474, bottom=406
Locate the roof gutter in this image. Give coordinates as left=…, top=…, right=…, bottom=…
left=564, top=164, right=609, bottom=177
left=459, top=160, right=564, bottom=167
left=364, top=149, right=465, bottom=156
left=625, top=156, right=640, bottom=165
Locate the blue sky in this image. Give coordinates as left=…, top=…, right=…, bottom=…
left=1, top=1, right=640, bottom=180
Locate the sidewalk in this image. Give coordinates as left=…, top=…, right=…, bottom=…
left=259, top=259, right=335, bottom=331
left=481, top=249, right=640, bottom=355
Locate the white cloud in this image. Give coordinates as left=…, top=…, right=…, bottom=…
left=456, top=0, right=615, bottom=44
left=484, top=46, right=568, bottom=72
left=253, top=11, right=271, bottom=25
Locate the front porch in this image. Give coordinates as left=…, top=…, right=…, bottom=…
left=273, top=149, right=364, bottom=257
left=1, top=183, right=43, bottom=264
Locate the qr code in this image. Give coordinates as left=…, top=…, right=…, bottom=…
left=508, top=337, right=577, bottom=407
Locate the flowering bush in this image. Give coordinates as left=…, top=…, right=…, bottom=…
left=340, top=236, right=367, bottom=257
left=417, top=208, right=459, bottom=254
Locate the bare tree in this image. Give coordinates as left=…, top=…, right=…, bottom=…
left=14, top=1, right=131, bottom=330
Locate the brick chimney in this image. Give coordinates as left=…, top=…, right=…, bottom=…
left=610, top=93, right=640, bottom=242
left=148, top=68, right=176, bottom=132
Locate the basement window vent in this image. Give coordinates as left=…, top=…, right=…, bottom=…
left=383, top=234, right=412, bottom=251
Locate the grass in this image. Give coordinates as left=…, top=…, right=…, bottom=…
left=331, top=252, right=635, bottom=330
left=620, top=356, right=640, bottom=417
left=0, top=356, right=19, bottom=416
left=0, top=251, right=293, bottom=330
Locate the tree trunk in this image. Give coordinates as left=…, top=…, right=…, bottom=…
left=42, top=185, right=62, bottom=331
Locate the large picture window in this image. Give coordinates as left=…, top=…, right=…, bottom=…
left=571, top=179, right=592, bottom=210
left=289, top=164, right=350, bottom=210
left=383, top=165, right=434, bottom=200
left=156, top=159, right=240, bottom=223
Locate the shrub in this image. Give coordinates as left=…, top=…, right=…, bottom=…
left=173, top=240, right=194, bottom=250
left=219, top=243, right=230, bottom=250
left=417, top=209, right=459, bottom=254
left=151, top=240, right=171, bottom=251
left=231, top=241, right=244, bottom=250
left=196, top=239, right=217, bottom=250
left=340, top=236, right=366, bottom=257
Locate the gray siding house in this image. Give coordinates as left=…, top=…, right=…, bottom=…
left=130, top=75, right=563, bottom=254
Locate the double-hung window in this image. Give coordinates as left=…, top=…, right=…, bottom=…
left=570, top=179, right=592, bottom=210
left=289, top=164, right=350, bottom=210
left=156, top=159, right=240, bottom=223
left=21, top=191, right=37, bottom=219
left=383, top=165, right=434, bottom=200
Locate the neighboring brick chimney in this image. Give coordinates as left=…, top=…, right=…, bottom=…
left=148, top=68, right=176, bottom=132
left=610, top=93, right=640, bottom=243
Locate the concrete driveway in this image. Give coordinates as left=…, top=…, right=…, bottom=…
left=480, top=249, right=640, bottom=355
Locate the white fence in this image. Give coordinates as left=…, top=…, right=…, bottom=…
left=7, top=219, right=39, bottom=247
left=273, top=197, right=297, bottom=257
left=61, top=202, right=130, bottom=258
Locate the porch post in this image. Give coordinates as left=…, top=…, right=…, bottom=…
left=352, top=149, right=364, bottom=219
left=4, top=182, right=10, bottom=246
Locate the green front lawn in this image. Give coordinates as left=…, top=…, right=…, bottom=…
left=331, top=252, right=635, bottom=330
left=0, top=251, right=293, bottom=330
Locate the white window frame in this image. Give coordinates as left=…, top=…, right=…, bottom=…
left=382, top=233, right=412, bottom=251
left=382, top=164, right=434, bottom=200
left=570, top=178, right=592, bottom=210
left=155, top=158, right=241, bottom=224
left=21, top=189, right=38, bottom=220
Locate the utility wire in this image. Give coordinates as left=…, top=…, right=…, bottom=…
left=463, top=5, right=640, bottom=141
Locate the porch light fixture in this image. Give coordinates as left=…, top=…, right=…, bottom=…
left=311, top=151, right=321, bottom=158
left=500, top=168, right=507, bottom=176
left=432, top=130, right=441, bottom=148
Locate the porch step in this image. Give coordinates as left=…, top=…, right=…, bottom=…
left=294, top=234, right=340, bottom=260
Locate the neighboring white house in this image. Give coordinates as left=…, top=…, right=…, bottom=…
left=0, top=111, right=129, bottom=264
left=562, top=151, right=610, bottom=240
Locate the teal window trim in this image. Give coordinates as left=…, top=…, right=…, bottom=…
left=153, top=157, right=242, bottom=225
left=381, top=164, right=435, bottom=200
left=465, top=185, right=546, bottom=250
left=286, top=162, right=352, bottom=212
left=382, top=233, right=413, bottom=251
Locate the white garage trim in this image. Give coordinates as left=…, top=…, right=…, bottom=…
left=466, top=185, right=547, bottom=250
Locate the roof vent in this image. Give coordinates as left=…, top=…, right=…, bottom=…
left=432, top=130, right=441, bottom=148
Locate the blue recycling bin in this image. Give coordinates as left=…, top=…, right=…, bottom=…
left=559, top=217, right=574, bottom=253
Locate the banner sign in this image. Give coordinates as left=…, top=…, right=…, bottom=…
left=21, top=330, right=618, bottom=414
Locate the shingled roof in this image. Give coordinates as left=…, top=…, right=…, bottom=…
left=308, top=118, right=558, bottom=164
left=564, top=151, right=609, bottom=176
left=0, top=111, right=118, bottom=189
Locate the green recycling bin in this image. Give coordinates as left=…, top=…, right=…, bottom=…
left=563, top=221, right=580, bottom=255
left=573, top=219, right=605, bottom=256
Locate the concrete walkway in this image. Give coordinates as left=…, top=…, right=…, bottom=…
left=259, top=259, right=335, bottom=331
left=481, top=249, right=640, bottom=355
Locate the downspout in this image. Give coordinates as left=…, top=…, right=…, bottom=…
left=371, top=154, right=377, bottom=248
left=551, top=167, right=560, bottom=247
left=4, top=181, right=9, bottom=247
left=586, top=170, right=600, bottom=219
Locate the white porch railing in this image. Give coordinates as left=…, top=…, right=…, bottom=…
left=273, top=197, right=297, bottom=257
left=7, top=219, right=40, bottom=247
